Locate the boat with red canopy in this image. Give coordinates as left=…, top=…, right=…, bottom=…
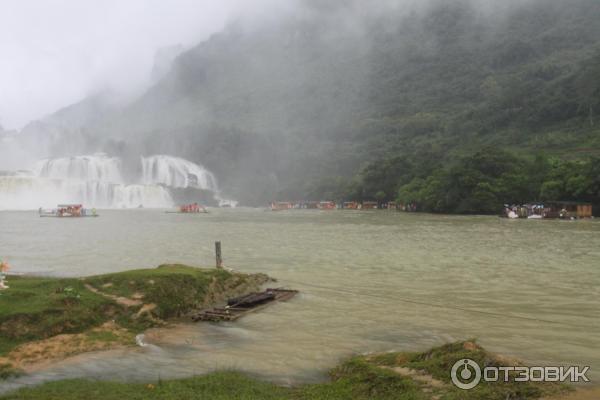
left=39, top=204, right=98, bottom=218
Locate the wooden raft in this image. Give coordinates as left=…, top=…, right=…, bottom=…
left=191, top=288, right=298, bottom=322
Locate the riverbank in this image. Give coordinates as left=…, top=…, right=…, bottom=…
left=0, top=263, right=595, bottom=399
left=0, top=264, right=269, bottom=376
left=0, top=341, right=577, bottom=399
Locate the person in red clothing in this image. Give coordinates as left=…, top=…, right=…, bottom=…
left=0, top=260, right=10, bottom=290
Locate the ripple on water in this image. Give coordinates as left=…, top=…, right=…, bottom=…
left=0, top=209, right=599, bottom=390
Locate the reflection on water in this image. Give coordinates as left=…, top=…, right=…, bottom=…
left=0, top=208, right=599, bottom=391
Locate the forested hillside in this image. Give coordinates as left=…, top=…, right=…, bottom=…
left=37, top=0, right=600, bottom=211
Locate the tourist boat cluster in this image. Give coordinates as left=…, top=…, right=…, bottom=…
left=37, top=202, right=211, bottom=217
left=269, top=199, right=595, bottom=219
left=269, top=201, right=416, bottom=211
left=502, top=201, right=594, bottom=219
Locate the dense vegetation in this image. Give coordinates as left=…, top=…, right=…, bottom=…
left=285, top=0, right=600, bottom=214
left=397, top=153, right=600, bottom=214
left=317, top=150, right=600, bottom=214
left=0, top=341, right=569, bottom=400
left=28, top=0, right=600, bottom=211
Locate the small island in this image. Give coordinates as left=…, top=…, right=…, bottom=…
left=0, top=264, right=269, bottom=378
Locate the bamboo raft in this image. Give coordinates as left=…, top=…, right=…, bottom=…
left=40, top=213, right=99, bottom=218
left=164, top=211, right=208, bottom=214
left=191, top=288, right=298, bottom=322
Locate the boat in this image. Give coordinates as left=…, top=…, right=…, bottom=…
left=39, top=204, right=98, bottom=218
left=270, top=202, right=293, bottom=211
left=227, top=291, right=276, bottom=307
left=192, top=288, right=298, bottom=322
left=165, top=203, right=208, bottom=214
left=318, top=201, right=337, bottom=210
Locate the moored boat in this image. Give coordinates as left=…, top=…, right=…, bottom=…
left=165, top=203, right=208, bottom=214
left=39, top=204, right=98, bottom=218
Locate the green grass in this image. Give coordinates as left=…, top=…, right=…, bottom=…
left=0, top=276, right=119, bottom=355
left=0, top=341, right=571, bottom=400
left=369, top=341, right=571, bottom=400
left=0, top=373, right=289, bottom=400
left=0, top=265, right=264, bottom=357
left=83, top=330, right=120, bottom=344
left=0, top=363, right=425, bottom=400
left=84, top=264, right=239, bottom=320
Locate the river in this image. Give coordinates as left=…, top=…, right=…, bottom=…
left=1, top=208, right=599, bottom=390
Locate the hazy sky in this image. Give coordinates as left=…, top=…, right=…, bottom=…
left=0, top=0, right=269, bottom=130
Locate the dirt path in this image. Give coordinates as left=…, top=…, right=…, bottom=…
left=380, top=365, right=446, bottom=399
left=84, top=284, right=142, bottom=307
left=0, top=321, right=134, bottom=372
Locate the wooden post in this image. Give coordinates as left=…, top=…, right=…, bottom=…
left=215, top=241, right=223, bottom=269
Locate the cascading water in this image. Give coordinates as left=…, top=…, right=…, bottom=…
left=139, top=155, right=238, bottom=208
left=0, top=153, right=235, bottom=210
left=141, top=155, right=218, bottom=191
left=34, top=154, right=124, bottom=183
left=0, top=174, right=67, bottom=210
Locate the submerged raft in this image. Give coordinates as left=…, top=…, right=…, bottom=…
left=192, top=288, right=298, bottom=322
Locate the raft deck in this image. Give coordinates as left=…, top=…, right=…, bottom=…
left=40, top=214, right=99, bottom=218
left=191, top=288, right=298, bottom=322
left=165, top=211, right=208, bottom=214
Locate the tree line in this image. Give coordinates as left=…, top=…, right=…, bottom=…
left=304, top=149, right=600, bottom=215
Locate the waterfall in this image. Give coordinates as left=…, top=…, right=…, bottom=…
left=34, top=154, right=123, bottom=183
left=0, top=154, right=233, bottom=210
left=111, top=184, right=174, bottom=209
left=0, top=175, right=66, bottom=210
left=0, top=176, right=173, bottom=210
left=141, top=155, right=218, bottom=191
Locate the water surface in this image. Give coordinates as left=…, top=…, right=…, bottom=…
left=1, top=209, right=598, bottom=390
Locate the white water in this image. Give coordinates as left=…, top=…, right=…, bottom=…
left=0, top=153, right=228, bottom=210
left=0, top=175, right=67, bottom=210
left=34, top=154, right=123, bottom=183
left=0, top=176, right=173, bottom=209
left=141, top=155, right=218, bottom=191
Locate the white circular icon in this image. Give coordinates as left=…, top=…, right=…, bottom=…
left=451, top=358, right=482, bottom=390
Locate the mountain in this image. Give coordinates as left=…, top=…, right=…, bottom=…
left=14, top=91, right=122, bottom=165
left=150, top=44, right=185, bottom=83
left=13, top=0, right=600, bottom=209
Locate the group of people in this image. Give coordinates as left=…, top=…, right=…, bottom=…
left=38, top=205, right=97, bottom=217
left=0, top=260, right=10, bottom=290
left=180, top=203, right=205, bottom=213
left=57, top=205, right=88, bottom=217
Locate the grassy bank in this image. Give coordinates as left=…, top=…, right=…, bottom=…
left=0, top=265, right=268, bottom=371
left=0, top=341, right=571, bottom=400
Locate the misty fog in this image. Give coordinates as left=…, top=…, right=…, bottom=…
left=1, top=0, right=599, bottom=207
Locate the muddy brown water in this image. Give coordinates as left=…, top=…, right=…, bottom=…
left=1, top=208, right=598, bottom=392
